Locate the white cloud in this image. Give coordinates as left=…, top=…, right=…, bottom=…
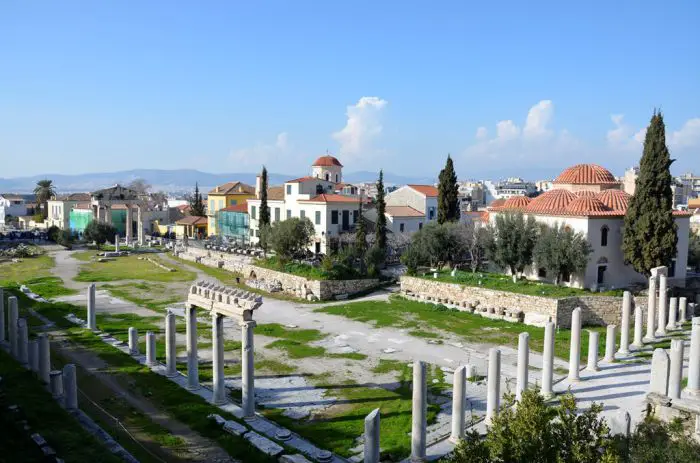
left=230, top=131, right=291, bottom=169
left=669, top=118, right=700, bottom=148
left=332, top=96, right=388, bottom=159
left=523, top=99, right=554, bottom=139
left=475, top=126, right=488, bottom=140
left=606, top=114, right=645, bottom=150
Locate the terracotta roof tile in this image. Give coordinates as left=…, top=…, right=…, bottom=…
left=502, top=196, right=531, bottom=210
left=384, top=206, right=425, bottom=217
left=312, top=155, right=343, bottom=167
left=407, top=184, right=439, bottom=197
left=553, top=164, right=619, bottom=185
left=176, top=216, right=208, bottom=225
left=220, top=200, right=248, bottom=213
left=208, top=182, right=255, bottom=195
left=596, top=189, right=631, bottom=211
left=525, top=189, right=577, bottom=214
left=299, top=194, right=360, bottom=204
left=565, top=196, right=610, bottom=214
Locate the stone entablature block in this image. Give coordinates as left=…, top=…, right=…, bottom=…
left=188, top=281, right=262, bottom=321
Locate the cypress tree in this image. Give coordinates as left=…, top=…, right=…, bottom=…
left=259, top=166, right=270, bottom=227
left=189, top=182, right=206, bottom=217
left=375, top=170, right=387, bottom=251
left=438, top=154, right=460, bottom=224
left=622, top=111, right=678, bottom=276
left=355, top=192, right=367, bottom=256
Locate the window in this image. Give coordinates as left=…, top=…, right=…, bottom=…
left=335, top=174, right=339, bottom=182
left=209, top=200, right=215, bottom=211
left=538, top=267, right=547, bottom=278
left=315, top=211, right=321, bottom=225
left=300, top=210, right=305, bottom=219
left=287, top=209, right=292, bottom=219
left=230, top=199, right=237, bottom=206
left=353, top=210, right=358, bottom=223
left=399, top=223, right=405, bottom=233
left=669, top=259, right=676, bottom=278
left=286, top=184, right=292, bottom=195
left=251, top=206, right=257, bottom=219
left=316, top=184, right=324, bottom=194
left=219, top=199, right=223, bottom=209
left=428, top=207, right=435, bottom=220
left=601, top=226, right=609, bottom=247
left=274, top=208, right=280, bottom=221
left=331, top=210, right=338, bottom=224
left=419, top=222, right=423, bottom=230
left=325, top=173, right=329, bottom=181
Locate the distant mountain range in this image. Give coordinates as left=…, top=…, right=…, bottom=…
left=0, top=169, right=436, bottom=195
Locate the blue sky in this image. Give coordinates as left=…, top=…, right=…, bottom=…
left=1, top=0, right=699, bottom=180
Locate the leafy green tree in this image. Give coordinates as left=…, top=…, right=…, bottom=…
left=534, top=223, right=592, bottom=285
left=188, top=182, right=206, bottom=217
left=83, top=221, right=117, bottom=249
left=364, top=244, right=385, bottom=278
left=33, top=179, right=56, bottom=221
left=375, top=170, right=387, bottom=252
left=266, top=217, right=315, bottom=262
left=354, top=194, right=368, bottom=274
left=438, top=154, right=460, bottom=224
left=486, top=212, right=538, bottom=281
left=450, top=389, right=617, bottom=463
left=688, top=231, right=700, bottom=272
left=623, top=111, right=678, bottom=275
left=400, top=222, right=472, bottom=270
left=624, top=416, right=700, bottom=463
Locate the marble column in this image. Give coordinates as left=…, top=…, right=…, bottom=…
left=241, top=320, right=256, bottom=418
left=145, top=331, right=156, bottom=366
left=686, top=317, right=700, bottom=396
left=28, top=339, right=38, bottom=372
left=632, top=306, right=644, bottom=349
left=604, top=325, right=617, bottom=363
left=649, top=348, right=670, bottom=395
left=114, top=234, right=120, bottom=253
left=8, top=296, right=18, bottom=356
left=38, top=333, right=50, bottom=384
left=125, top=206, right=133, bottom=245
left=679, top=297, right=688, bottom=326
left=186, top=306, right=199, bottom=390
left=63, top=364, right=78, bottom=410
left=128, top=327, right=138, bottom=355
left=486, top=348, right=501, bottom=425
left=165, top=311, right=177, bottom=377
left=668, top=339, right=684, bottom=400
left=541, top=321, right=555, bottom=398
left=516, top=332, right=529, bottom=400
left=212, top=313, right=226, bottom=405
left=667, top=298, right=678, bottom=331
left=411, top=360, right=427, bottom=460
left=645, top=276, right=657, bottom=342
left=450, top=366, right=466, bottom=442
left=17, top=318, right=28, bottom=366
left=656, top=275, right=668, bottom=337
left=618, top=291, right=631, bottom=355
left=104, top=206, right=112, bottom=225
left=137, top=206, right=144, bottom=246
left=568, top=307, right=582, bottom=381
left=87, top=283, right=96, bottom=331
left=49, top=370, right=64, bottom=399
left=364, top=408, right=381, bottom=463
left=0, top=287, right=5, bottom=344
left=586, top=331, right=600, bottom=372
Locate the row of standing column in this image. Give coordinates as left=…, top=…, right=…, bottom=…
left=649, top=316, right=700, bottom=398
left=0, top=289, right=78, bottom=411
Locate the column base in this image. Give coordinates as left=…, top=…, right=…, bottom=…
left=541, top=391, right=555, bottom=400
left=166, top=371, right=178, bottom=378
left=567, top=375, right=581, bottom=382
left=243, top=415, right=257, bottom=422
left=585, top=367, right=599, bottom=373
left=449, top=435, right=463, bottom=444
left=643, top=336, right=656, bottom=343
left=655, top=331, right=667, bottom=337
left=186, top=383, right=200, bottom=391
left=211, top=398, right=227, bottom=406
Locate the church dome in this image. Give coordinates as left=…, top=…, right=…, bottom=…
left=526, top=189, right=577, bottom=214
left=596, top=189, right=631, bottom=211
left=575, top=190, right=597, bottom=198
left=312, top=155, right=343, bottom=168
left=553, top=164, right=618, bottom=185
left=502, top=196, right=531, bottom=210
left=565, top=196, right=611, bottom=214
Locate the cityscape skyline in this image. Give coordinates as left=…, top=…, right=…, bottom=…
left=2, top=1, right=699, bottom=179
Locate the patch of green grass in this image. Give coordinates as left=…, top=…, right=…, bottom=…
left=256, top=323, right=325, bottom=342
left=318, top=295, right=607, bottom=362
left=224, top=340, right=242, bottom=351
left=372, top=359, right=410, bottom=376
left=328, top=352, right=368, bottom=360
left=100, top=283, right=182, bottom=313
left=256, top=358, right=297, bottom=375
left=415, top=270, right=625, bottom=298
left=0, top=349, right=123, bottom=463
left=23, top=276, right=78, bottom=298
left=408, top=329, right=440, bottom=339
left=0, top=254, right=57, bottom=286
left=75, top=254, right=196, bottom=283
left=266, top=339, right=326, bottom=358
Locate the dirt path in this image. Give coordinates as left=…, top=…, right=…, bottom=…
left=49, top=327, right=237, bottom=463
left=49, top=248, right=85, bottom=291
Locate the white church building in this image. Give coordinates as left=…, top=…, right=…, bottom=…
left=488, top=164, right=691, bottom=290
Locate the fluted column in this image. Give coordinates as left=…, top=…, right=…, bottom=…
left=125, top=206, right=133, bottom=245
left=632, top=305, right=644, bottom=349
left=656, top=275, right=668, bottom=337
left=137, top=206, right=144, bottom=246
left=686, top=317, right=700, bottom=396
left=17, top=318, right=28, bottom=366
left=87, top=283, right=96, bottom=330
left=38, top=333, right=50, bottom=384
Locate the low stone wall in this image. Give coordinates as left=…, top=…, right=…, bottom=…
left=175, top=247, right=379, bottom=301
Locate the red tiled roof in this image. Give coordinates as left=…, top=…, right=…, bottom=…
left=208, top=182, right=255, bottom=195
left=463, top=211, right=490, bottom=222
left=220, top=200, right=248, bottom=213
left=286, top=176, right=323, bottom=183
left=553, top=164, right=619, bottom=185
left=384, top=206, right=425, bottom=218
left=526, top=189, right=577, bottom=214
left=488, top=198, right=506, bottom=209
left=407, top=185, right=439, bottom=197
left=565, top=196, right=610, bottom=214
left=575, top=190, right=597, bottom=198
left=177, top=204, right=190, bottom=211
left=176, top=216, right=208, bottom=225
left=502, top=196, right=531, bottom=210
left=299, top=194, right=360, bottom=204
left=688, top=198, right=700, bottom=209
left=312, top=155, right=343, bottom=167
left=596, top=189, right=631, bottom=211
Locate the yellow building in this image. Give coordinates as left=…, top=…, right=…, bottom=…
left=207, top=182, right=255, bottom=236
left=175, top=216, right=208, bottom=239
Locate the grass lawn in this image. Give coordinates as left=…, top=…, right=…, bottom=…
left=9, top=290, right=278, bottom=462
left=0, top=349, right=123, bottom=463
left=101, top=282, right=184, bottom=313
left=74, top=252, right=196, bottom=283
left=317, top=296, right=609, bottom=362
left=416, top=270, right=625, bottom=298
left=0, top=253, right=77, bottom=298
left=258, top=323, right=368, bottom=360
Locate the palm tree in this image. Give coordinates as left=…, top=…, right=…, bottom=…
left=34, top=179, right=56, bottom=221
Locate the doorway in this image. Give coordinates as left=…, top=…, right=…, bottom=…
left=597, top=265, right=607, bottom=285
left=342, top=210, right=350, bottom=231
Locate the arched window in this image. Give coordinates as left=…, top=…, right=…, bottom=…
left=316, top=184, right=324, bottom=194
left=601, top=226, right=609, bottom=247
left=325, top=173, right=329, bottom=181
left=335, top=174, right=339, bottom=182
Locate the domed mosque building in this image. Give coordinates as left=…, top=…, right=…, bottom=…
left=489, top=164, right=691, bottom=290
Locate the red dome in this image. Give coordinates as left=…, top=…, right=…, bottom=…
left=565, top=196, right=611, bottom=214
left=312, top=155, right=343, bottom=167
left=488, top=198, right=507, bottom=209
left=526, top=189, right=577, bottom=214
left=553, top=164, right=618, bottom=185
left=503, top=196, right=531, bottom=210
left=575, top=190, right=597, bottom=198
left=596, top=189, right=631, bottom=211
